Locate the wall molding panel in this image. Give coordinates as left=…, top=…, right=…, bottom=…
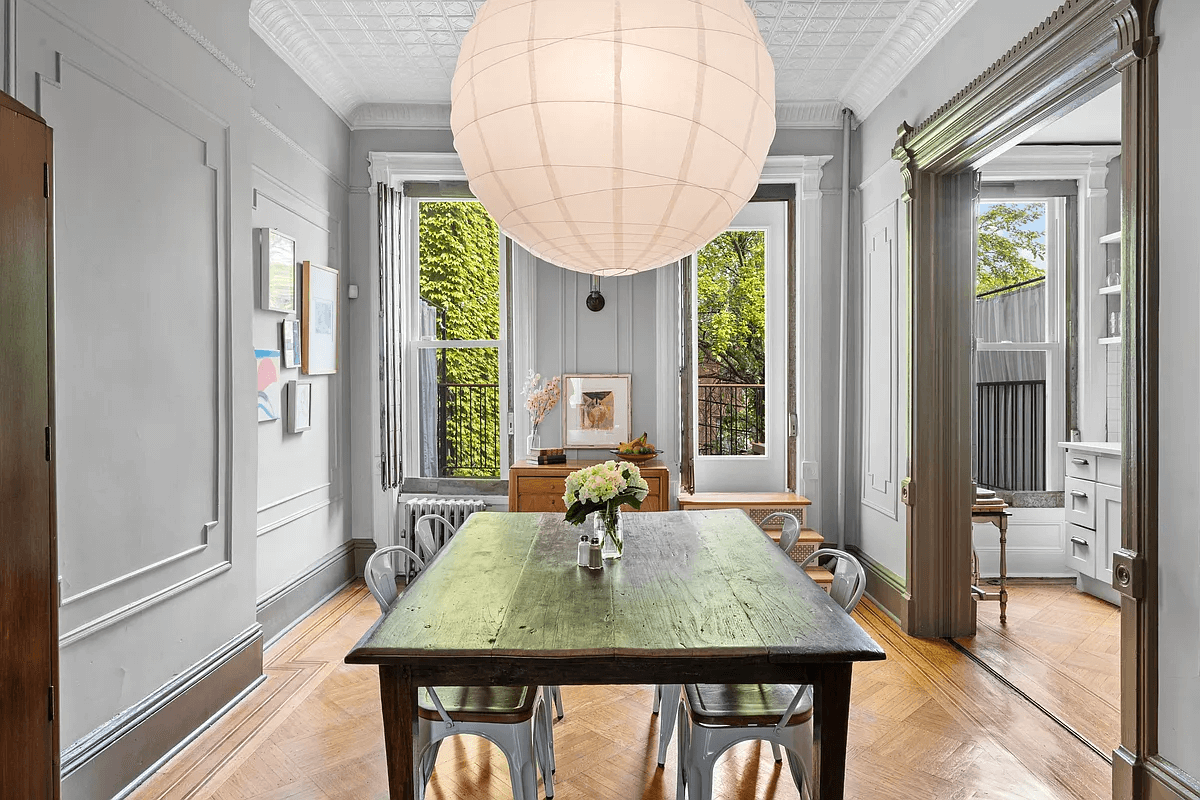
left=251, top=107, right=348, bottom=190
left=35, top=37, right=236, bottom=642
left=143, top=0, right=253, bottom=87
left=60, top=625, right=263, bottom=800
left=256, top=539, right=365, bottom=646
left=861, top=203, right=900, bottom=521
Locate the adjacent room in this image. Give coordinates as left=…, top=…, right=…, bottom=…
left=0, top=2, right=1196, bottom=800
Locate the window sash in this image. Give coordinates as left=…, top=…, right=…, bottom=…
left=401, top=196, right=509, bottom=484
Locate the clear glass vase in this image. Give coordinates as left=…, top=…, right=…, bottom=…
left=594, top=507, right=623, bottom=559
left=526, top=424, right=541, bottom=456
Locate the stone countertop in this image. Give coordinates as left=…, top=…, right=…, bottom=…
left=1057, top=441, right=1122, bottom=457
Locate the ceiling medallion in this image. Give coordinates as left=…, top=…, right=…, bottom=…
left=451, top=0, right=775, bottom=276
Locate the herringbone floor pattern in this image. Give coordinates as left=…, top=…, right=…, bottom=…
left=956, top=580, right=1121, bottom=755
left=130, top=582, right=1110, bottom=800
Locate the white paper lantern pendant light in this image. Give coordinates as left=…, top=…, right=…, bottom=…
left=451, top=0, right=776, bottom=276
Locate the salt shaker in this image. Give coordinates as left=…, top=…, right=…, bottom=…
left=587, top=536, right=603, bottom=570
left=577, top=534, right=590, bottom=568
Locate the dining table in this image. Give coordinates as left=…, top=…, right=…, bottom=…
left=345, top=509, right=886, bottom=799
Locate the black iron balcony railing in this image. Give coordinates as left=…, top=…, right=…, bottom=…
left=437, top=381, right=501, bottom=477
left=697, top=383, right=766, bottom=456
left=974, top=379, right=1046, bottom=492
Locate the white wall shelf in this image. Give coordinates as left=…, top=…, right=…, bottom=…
left=1099, top=230, right=1122, bottom=244
left=1099, top=285, right=1121, bottom=296
left=1099, top=336, right=1121, bottom=346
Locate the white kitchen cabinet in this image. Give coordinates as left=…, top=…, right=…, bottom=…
left=1059, top=442, right=1121, bottom=604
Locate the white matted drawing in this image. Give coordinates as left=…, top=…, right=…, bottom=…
left=302, top=260, right=339, bottom=375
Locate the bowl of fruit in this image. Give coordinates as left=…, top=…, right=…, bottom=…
left=612, top=433, right=659, bottom=463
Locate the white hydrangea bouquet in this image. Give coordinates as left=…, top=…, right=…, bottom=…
left=563, top=460, right=649, bottom=558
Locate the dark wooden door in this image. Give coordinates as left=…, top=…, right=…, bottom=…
left=0, top=92, right=58, bottom=800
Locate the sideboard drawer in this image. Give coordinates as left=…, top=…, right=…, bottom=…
left=1065, top=476, right=1096, bottom=530
left=1065, top=523, right=1096, bottom=575
left=509, top=459, right=670, bottom=514
left=1064, top=451, right=1098, bottom=481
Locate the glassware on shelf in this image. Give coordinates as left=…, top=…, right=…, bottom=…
left=1109, top=311, right=1121, bottom=338
left=1106, top=271, right=1121, bottom=287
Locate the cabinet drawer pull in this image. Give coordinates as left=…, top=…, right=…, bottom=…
left=1071, top=457, right=1090, bottom=466
left=1070, top=490, right=1089, bottom=499
left=1070, top=536, right=1089, bottom=547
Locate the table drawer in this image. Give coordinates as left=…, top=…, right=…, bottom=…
left=1065, top=476, right=1096, bottom=530
left=1066, top=523, right=1096, bottom=575
left=1064, top=451, right=1098, bottom=481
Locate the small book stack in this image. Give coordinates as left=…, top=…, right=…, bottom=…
left=974, top=486, right=1006, bottom=509
left=528, top=447, right=566, bottom=465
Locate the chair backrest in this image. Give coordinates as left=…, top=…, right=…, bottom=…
left=413, top=513, right=458, bottom=564
left=798, top=548, right=866, bottom=613
left=365, top=545, right=424, bottom=613
left=759, top=511, right=801, bottom=553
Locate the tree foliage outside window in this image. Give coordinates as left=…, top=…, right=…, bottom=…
left=977, top=202, right=1047, bottom=296
left=418, top=201, right=501, bottom=477
left=695, top=230, right=766, bottom=455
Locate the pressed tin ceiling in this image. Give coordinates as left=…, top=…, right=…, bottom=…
left=250, top=0, right=979, bottom=129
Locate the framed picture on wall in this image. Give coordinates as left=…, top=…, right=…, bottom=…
left=562, top=373, right=631, bottom=449
left=281, top=318, right=301, bottom=369
left=261, top=229, right=297, bottom=314
left=301, top=260, right=339, bottom=375
left=256, top=349, right=282, bottom=422
left=287, top=380, right=312, bottom=433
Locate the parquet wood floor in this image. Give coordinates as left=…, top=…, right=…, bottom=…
left=129, top=582, right=1110, bottom=800
left=954, top=580, right=1121, bottom=756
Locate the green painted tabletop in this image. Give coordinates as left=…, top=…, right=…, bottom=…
left=346, top=510, right=884, bottom=667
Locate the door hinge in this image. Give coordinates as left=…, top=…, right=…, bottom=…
left=1112, top=549, right=1144, bottom=600
left=44, top=163, right=49, bottom=198
left=45, top=426, right=52, bottom=462
left=48, top=686, right=54, bottom=721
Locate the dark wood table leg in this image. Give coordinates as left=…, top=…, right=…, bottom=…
left=378, top=665, right=417, bottom=799
left=812, top=662, right=853, bottom=800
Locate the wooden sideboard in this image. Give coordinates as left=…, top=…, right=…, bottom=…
left=508, top=458, right=671, bottom=513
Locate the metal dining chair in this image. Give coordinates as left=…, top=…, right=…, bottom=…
left=760, top=511, right=802, bottom=554
left=673, top=548, right=866, bottom=800
left=365, top=544, right=556, bottom=800
left=414, top=513, right=566, bottom=725
left=650, top=511, right=805, bottom=769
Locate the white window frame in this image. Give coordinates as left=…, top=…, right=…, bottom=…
left=370, top=153, right=513, bottom=484
left=975, top=196, right=1066, bottom=491
left=401, top=196, right=510, bottom=481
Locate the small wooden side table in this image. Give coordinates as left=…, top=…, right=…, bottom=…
left=971, top=500, right=1011, bottom=623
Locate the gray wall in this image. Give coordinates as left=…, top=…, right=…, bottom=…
left=847, top=0, right=1068, bottom=583
left=249, top=34, right=352, bottom=606
left=4, top=0, right=352, bottom=788
left=13, top=0, right=258, bottom=751
left=1156, top=0, right=1200, bottom=780
left=348, top=124, right=848, bottom=532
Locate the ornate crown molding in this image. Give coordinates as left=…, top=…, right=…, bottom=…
left=249, top=0, right=359, bottom=125
left=774, top=101, right=845, bottom=130
left=350, top=103, right=452, bottom=131
left=839, top=0, right=980, bottom=120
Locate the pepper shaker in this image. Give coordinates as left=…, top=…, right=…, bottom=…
left=587, top=536, right=603, bottom=570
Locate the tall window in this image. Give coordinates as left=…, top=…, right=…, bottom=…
left=973, top=198, right=1065, bottom=492
left=407, top=199, right=505, bottom=479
